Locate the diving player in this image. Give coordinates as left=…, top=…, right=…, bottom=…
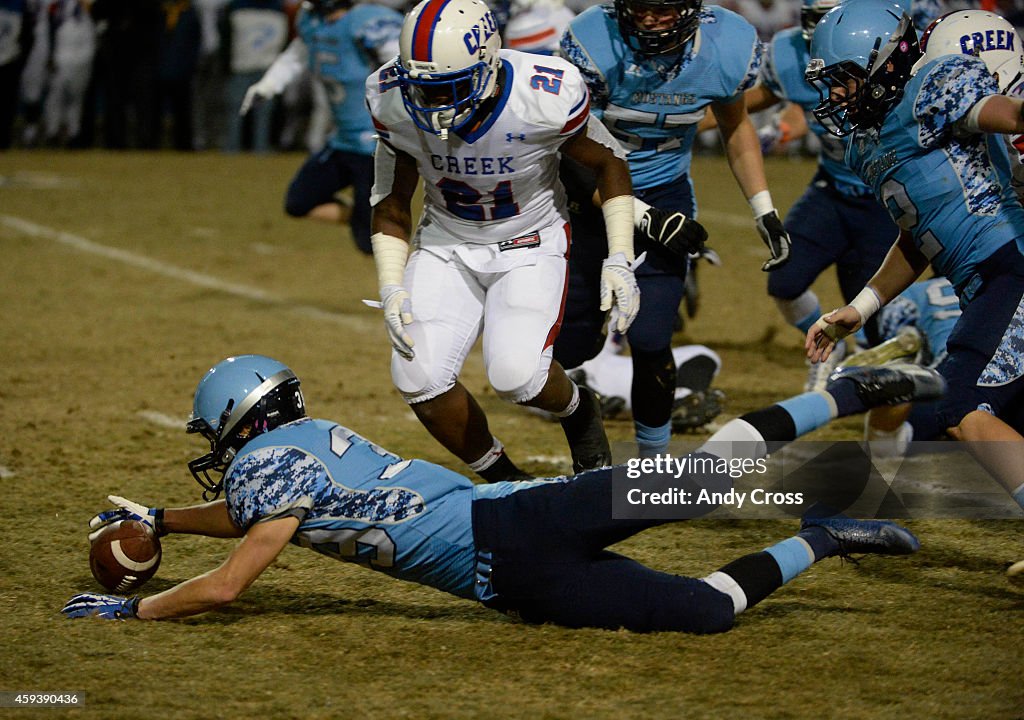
left=62, top=354, right=937, bottom=630
left=557, top=0, right=792, bottom=457
left=804, top=0, right=1024, bottom=512
left=240, top=0, right=403, bottom=254
left=365, top=0, right=641, bottom=480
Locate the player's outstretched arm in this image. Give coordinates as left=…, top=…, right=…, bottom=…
left=697, top=83, right=780, bottom=133
left=561, top=125, right=640, bottom=332
left=711, top=96, right=791, bottom=271
left=89, top=496, right=245, bottom=540
left=370, top=146, right=419, bottom=359
left=966, top=94, right=1024, bottom=135
left=64, top=516, right=299, bottom=620
left=239, top=38, right=309, bottom=115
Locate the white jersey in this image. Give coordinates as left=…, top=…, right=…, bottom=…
left=366, top=49, right=590, bottom=247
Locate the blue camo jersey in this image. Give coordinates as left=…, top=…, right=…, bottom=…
left=223, top=418, right=484, bottom=597
left=297, top=4, right=401, bottom=155
left=845, top=55, right=1024, bottom=295
left=560, top=4, right=761, bottom=189
left=877, top=277, right=961, bottom=367
left=761, top=27, right=866, bottom=196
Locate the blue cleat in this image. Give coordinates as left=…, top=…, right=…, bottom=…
left=826, top=362, right=946, bottom=407
left=802, top=515, right=921, bottom=557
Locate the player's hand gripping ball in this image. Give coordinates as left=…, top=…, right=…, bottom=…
left=89, top=519, right=161, bottom=593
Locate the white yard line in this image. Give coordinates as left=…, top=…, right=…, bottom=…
left=136, top=411, right=185, bottom=429
left=1, top=215, right=373, bottom=330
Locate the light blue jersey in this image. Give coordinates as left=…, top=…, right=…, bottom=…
left=224, top=417, right=485, bottom=598
left=878, top=277, right=961, bottom=367
left=761, top=27, right=866, bottom=196
left=845, top=55, right=1024, bottom=296
left=297, top=4, right=401, bottom=156
left=560, top=5, right=761, bottom=189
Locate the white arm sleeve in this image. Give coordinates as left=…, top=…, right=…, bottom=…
left=259, top=38, right=309, bottom=95
left=370, top=140, right=398, bottom=207
left=375, top=38, right=400, bottom=65
left=954, top=94, right=995, bottom=135
left=584, top=116, right=627, bottom=160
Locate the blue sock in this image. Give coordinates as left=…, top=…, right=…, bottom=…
left=794, top=305, right=822, bottom=335
left=764, top=537, right=815, bottom=583
left=1012, top=484, right=1024, bottom=510
left=635, top=420, right=671, bottom=455
left=777, top=392, right=837, bottom=437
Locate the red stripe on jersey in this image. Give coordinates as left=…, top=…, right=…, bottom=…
left=507, top=27, right=556, bottom=48
left=560, top=92, right=590, bottom=135
left=372, top=116, right=389, bottom=132
left=544, top=223, right=572, bottom=350
left=412, top=0, right=450, bottom=62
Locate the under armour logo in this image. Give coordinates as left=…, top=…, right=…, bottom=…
left=506, top=132, right=525, bottom=142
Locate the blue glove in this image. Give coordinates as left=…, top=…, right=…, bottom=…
left=62, top=593, right=140, bottom=619
left=88, top=495, right=166, bottom=542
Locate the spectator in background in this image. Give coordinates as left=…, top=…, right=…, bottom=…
left=0, top=0, right=32, bottom=149
left=192, top=0, right=229, bottom=150
left=91, top=0, right=164, bottom=148
left=159, top=0, right=201, bottom=150
left=221, top=0, right=287, bottom=153
left=722, top=0, right=797, bottom=40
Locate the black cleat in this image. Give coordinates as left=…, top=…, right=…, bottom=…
left=802, top=515, right=921, bottom=557
left=671, top=388, right=726, bottom=433
left=560, top=386, right=612, bottom=473
left=676, top=354, right=719, bottom=393
left=826, top=362, right=946, bottom=407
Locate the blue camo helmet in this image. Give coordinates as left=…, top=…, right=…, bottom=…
left=186, top=355, right=305, bottom=499
left=805, top=0, right=921, bottom=136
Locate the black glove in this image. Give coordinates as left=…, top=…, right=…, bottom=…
left=755, top=210, right=791, bottom=271
left=637, top=206, right=709, bottom=261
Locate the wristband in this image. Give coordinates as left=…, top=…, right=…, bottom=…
left=371, top=232, right=409, bottom=290
left=153, top=508, right=166, bottom=537
left=849, top=286, right=882, bottom=324
left=748, top=190, right=774, bottom=218
left=602, top=195, right=635, bottom=262
left=633, top=196, right=652, bottom=223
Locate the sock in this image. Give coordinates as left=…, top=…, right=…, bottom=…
left=1012, top=483, right=1024, bottom=510
left=635, top=419, right=671, bottom=455
left=825, top=375, right=870, bottom=417
left=776, top=392, right=838, bottom=436
left=703, top=528, right=840, bottom=616
left=775, top=292, right=821, bottom=334
left=703, top=552, right=782, bottom=615
left=468, top=438, right=531, bottom=483
left=554, top=382, right=581, bottom=418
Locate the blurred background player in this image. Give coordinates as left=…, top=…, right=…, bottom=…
left=503, top=0, right=575, bottom=54
left=805, top=0, right=1024, bottom=516
left=557, top=0, right=793, bottom=457
left=221, top=0, right=288, bottom=152
left=239, top=0, right=402, bottom=254
left=63, top=354, right=931, bottom=630
left=365, top=0, right=641, bottom=480
left=0, top=0, right=33, bottom=149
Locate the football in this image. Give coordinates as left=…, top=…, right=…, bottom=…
left=89, top=520, right=161, bottom=593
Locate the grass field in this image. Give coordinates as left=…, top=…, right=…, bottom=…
left=1, top=150, right=1022, bottom=719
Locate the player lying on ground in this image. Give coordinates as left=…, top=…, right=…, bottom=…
left=63, top=354, right=943, bottom=631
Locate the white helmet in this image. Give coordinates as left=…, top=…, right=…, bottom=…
left=397, top=0, right=502, bottom=137
left=914, top=10, right=1024, bottom=95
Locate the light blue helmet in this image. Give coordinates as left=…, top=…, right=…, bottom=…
left=805, top=0, right=921, bottom=136
left=186, top=355, right=305, bottom=499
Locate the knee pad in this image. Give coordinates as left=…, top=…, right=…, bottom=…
left=391, top=353, right=457, bottom=404
left=488, top=354, right=549, bottom=404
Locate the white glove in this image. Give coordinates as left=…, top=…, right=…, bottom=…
left=240, top=77, right=279, bottom=116
left=381, top=284, right=415, bottom=359
left=599, top=252, right=640, bottom=333
left=88, top=495, right=165, bottom=542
